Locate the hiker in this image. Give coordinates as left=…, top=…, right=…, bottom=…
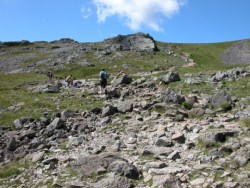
left=73, top=80, right=78, bottom=88
left=72, top=77, right=79, bottom=88
left=99, top=69, right=108, bottom=93
left=47, top=69, right=53, bottom=83
left=65, top=75, right=73, bottom=86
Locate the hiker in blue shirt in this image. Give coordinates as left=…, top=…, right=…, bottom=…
left=99, top=69, right=108, bottom=93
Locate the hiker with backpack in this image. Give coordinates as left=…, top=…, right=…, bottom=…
left=99, top=69, right=108, bottom=94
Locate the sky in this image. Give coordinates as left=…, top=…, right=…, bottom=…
left=0, top=0, right=250, bottom=43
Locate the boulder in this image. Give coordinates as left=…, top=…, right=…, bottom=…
left=108, top=160, right=140, bottom=179
left=101, top=106, right=118, bottom=117
left=160, top=88, right=185, bottom=104
left=70, top=152, right=122, bottom=177
left=117, top=100, right=133, bottom=113
left=210, top=90, right=232, bottom=108
left=29, top=84, right=60, bottom=93
left=111, top=75, right=132, bottom=87
left=161, top=72, right=180, bottom=84
left=199, top=129, right=239, bottom=142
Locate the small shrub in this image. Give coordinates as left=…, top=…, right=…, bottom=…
left=240, top=118, right=250, bottom=129
left=220, top=101, right=232, bottom=112
left=182, top=101, right=192, bottom=110
left=197, top=139, right=221, bottom=155
left=153, top=106, right=167, bottom=114
left=0, top=160, right=30, bottom=178
left=207, top=125, right=215, bottom=129
left=67, top=164, right=78, bottom=178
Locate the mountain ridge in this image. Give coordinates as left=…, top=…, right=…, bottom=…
left=0, top=33, right=250, bottom=75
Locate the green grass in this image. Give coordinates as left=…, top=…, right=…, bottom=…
left=220, top=77, right=250, bottom=98
left=0, top=72, right=105, bottom=128
left=240, top=118, right=250, bottom=129
left=100, top=122, right=125, bottom=133
left=0, top=73, right=46, bottom=91
left=0, top=89, right=104, bottom=128
left=176, top=42, right=238, bottom=74
left=0, top=159, right=30, bottom=179
left=169, top=81, right=215, bottom=96
left=196, top=139, right=222, bottom=155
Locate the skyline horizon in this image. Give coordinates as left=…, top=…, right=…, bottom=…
left=1, top=32, right=249, bottom=44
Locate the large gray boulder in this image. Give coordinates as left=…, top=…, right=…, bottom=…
left=209, top=90, right=232, bottom=108
left=111, top=75, right=132, bottom=87
left=92, top=173, right=132, bottom=188
left=61, top=109, right=75, bottom=120
left=161, top=72, right=181, bottom=84
left=70, top=153, right=123, bottom=177
left=101, top=105, right=118, bottom=117
left=29, top=84, right=60, bottom=93
left=160, top=88, right=185, bottom=104
left=108, top=160, right=140, bottom=179
left=117, top=100, right=133, bottom=113
left=106, top=88, right=121, bottom=99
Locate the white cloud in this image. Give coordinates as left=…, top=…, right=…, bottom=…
left=92, top=0, right=186, bottom=31
left=81, top=7, right=93, bottom=19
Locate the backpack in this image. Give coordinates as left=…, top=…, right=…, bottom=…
left=100, top=71, right=107, bottom=79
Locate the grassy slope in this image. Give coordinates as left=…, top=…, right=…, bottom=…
left=177, top=42, right=249, bottom=97
left=174, top=41, right=237, bottom=73
left=0, top=40, right=249, bottom=128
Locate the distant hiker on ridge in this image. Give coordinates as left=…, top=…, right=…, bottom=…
left=65, top=74, right=73, bottom=86
left=47, top=69, right=53, bottom=83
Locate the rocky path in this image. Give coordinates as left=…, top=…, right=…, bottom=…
left=0, top=69, right=250, bottom=188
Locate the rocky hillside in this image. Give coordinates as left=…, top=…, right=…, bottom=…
left=222, top=40, right=250, bottom=65
left=0, top=33, right=250, bottom=188
left=0, top=33, right=159, bottom=74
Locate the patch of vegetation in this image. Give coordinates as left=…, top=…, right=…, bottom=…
left=139, top=154, right=156, bottom=161
left=214, top=170, right=227, bottom=182
left=0, top=159, right=30, bottom=179
left=148, top=178, right=153, bottom=187
left=207, top=125, right=216, bottom=130
left=176, top=41, right=238, bottom=74
left=220, top=101, right=232, bottom=112
left=190, top=169, right=205, bottom=179
left=222, top=77, right=250, bottom=98
left=0, top=70, right=107, bottom=128
left=240, top=118, right=250, bottom=129
left=100, top=122, right=125, bottom=133
left=66, top=164, right=78, bottom=178
left=58, top=141, right=68, bottom=151
left=197, top=139, right=222, bottom=155
left=152, top=105, right=167, bottom=114
left=181, top=101, right=193, bottom=110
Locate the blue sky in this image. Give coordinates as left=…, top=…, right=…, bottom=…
left=0, top=0, right=249, bottom=43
